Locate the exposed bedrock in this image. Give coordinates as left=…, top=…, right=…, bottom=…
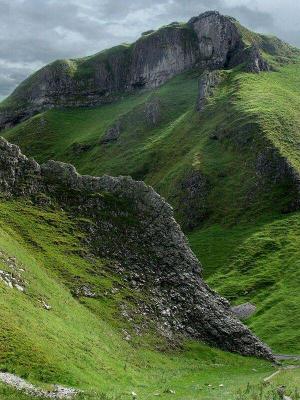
left=0, top=137, right=274, bottom=360
left=0, top=11, right=268, bottom=130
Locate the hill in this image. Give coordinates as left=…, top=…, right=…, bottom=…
left=2, top=36, right=300, bottom=353
left=0, top=137, right=277, bottom=400
left=0, top=9, right=300, bottom=399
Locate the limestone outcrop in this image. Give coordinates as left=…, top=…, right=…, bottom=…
left=197, top=70, right=223, bottom=111
left=0, top=137, right=274, bottom=360
left=0, top=11, right=272, bottom=130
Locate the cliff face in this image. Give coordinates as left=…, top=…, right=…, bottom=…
left=0, top=11, right=271, bottom=130
left=188, top=11, right=242, bottom=68
left=0, top=137, right=274, bottom=359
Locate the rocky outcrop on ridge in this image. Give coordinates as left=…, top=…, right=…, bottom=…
left=0, top=11, right=274, bottom=130
left=0, top=137, right=274, bottom=360
left=197, top=70, right=223, bottom=111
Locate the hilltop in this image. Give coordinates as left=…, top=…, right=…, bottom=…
left=0, top=11, right=296, bottom=130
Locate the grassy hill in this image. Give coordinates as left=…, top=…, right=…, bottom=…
left=3, top=57, right=300, bottom=353
left=1, top=13, right=300, bottom=399
left=0, top=198, right=290, bottom=400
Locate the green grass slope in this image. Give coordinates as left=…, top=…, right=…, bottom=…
left=3, top=59, right=300, bottom=356
left=0, top=198, right=281, bottom=400
left=4, top=61, right=300, bottom=223
left=189, top=213, right=300, bottom=353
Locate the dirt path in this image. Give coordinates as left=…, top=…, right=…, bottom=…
left=263, top=362, right=300, bottom=383
left=0, top=372, right=78, bottom=398
left=275, top=354, right=300, bottom=361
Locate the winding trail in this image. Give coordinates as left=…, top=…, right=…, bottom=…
left=263, top=356, right=300, bottom=383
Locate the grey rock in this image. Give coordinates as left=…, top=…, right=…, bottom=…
left=100, top=122, right=121, bottom=144
left=179, top=170, right=210, bottom=229
left=0, top=372, right=78, bottom=399
left=244, top=46, right=270, bottom=73
left=74, top=285, right=97, bottom=298
left=0, top=250, right=26, bottom=291
left=0, top=11, right=271, bottom=130
left=0, top=137, right=274, bottom=360
left=229, top=45, right=270, bottom=73
left=231, top=303, right=257, bottom=320
left=144, top=97, right=161, bottom=126
left=188, top=11, right=243, bottom=69
left=197, top=70, right=223, bottom=112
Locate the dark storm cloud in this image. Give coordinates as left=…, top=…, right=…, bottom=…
left=0, top=0, right=298, bottom=99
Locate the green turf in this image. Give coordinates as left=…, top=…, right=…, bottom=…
left=3, top=61, right=300, bottom=356
left=0, top=198, right=280, bottom=400
left=189, top=213, right=300, bottom=354
left=1, top=31, right=300, bottom=400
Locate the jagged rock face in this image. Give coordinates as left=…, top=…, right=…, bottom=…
left=0, top=11, right=270, bottom=130
left=229, top=45, right=270, bottom=73
left=244, top=46, right=270, bottom=73
left=0, top=139, right=40, bottom=195
left=188, top=11, right=243, bottom=68
left=0, top=137, right=274, bottom=360
left=144, top=97, right=161, bottom=126
left=130, top=27, right=198, bottom=88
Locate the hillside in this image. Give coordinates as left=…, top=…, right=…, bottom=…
left=0, top=137, right=279, bottom=400
left=2, top=45, right=300, bottom=353
left=0, top=10, right=295, bottom=130
left=0, top=8, right=300, bottom=399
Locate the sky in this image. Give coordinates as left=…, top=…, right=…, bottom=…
left=0, top=0, right=299, bottom=100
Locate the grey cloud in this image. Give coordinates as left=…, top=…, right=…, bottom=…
left=0, top=0, right=299, bottom=99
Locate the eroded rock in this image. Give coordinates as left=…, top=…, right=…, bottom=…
left=100, top=122, right=121, bottom=144
left=188, top=11, right=243, bottom=69
left=144, top=97, right=161, bottom=126
left=0, top=137, right=274, bottom=360
left=197, top=70, right=223, bottom=112
left=0, top=11, right=272, bottom=130
left=0, top=372, right=78, bottom=399
left=0, top=250, right=26, bottom=292
left=231, top=303, right=257, bottom=320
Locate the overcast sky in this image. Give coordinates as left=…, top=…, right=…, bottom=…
left=0, top=0, right=299, bottom=100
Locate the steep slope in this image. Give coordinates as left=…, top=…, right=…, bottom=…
left=2, top=12, right=300, bottom=356
left=4, top=62, right=300, bottom=228
left=0, top=11, right=284, bottom=130
left=0, top=198, right=277, bottom=400
left=189, top=214, right=300, bottom=353
left=1, top=8, right=300, bottom=363
left=0, top=137, right=272, bottom=359
left=0, top=137, right=284, bottom=400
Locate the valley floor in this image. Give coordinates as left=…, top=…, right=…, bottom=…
left=0, top=362, right=299, bottom=399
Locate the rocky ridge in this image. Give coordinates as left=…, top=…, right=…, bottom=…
left=0, top=11, right=271, bottom=130
left=0, top=137, right=274, bottom=359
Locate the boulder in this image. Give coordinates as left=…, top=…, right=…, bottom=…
left=231, top=303, right=257, bottom=320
